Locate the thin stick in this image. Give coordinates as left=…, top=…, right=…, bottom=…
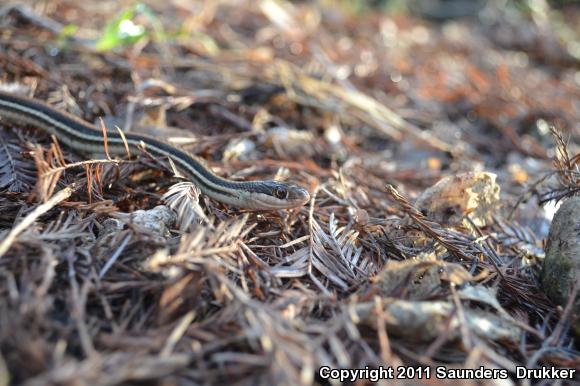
left=0, top=186, right=74, bottom=258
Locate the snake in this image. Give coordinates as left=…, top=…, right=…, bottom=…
left=0, top=91, right=310, bottom=209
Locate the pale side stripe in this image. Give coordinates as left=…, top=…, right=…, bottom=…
left=0, top=99, right=237, bottom=197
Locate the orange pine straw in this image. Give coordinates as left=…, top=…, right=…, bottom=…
left=95, top=162, right=103, bottom=195
left=50, top=135, right=67, bottom=167
left=99, top=117, right=112, bottom=160
left=85, top=164, right=92, bottom=204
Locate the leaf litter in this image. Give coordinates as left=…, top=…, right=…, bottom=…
left=0, top=1, right=579, bottom=385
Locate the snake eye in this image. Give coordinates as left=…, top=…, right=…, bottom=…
left=273, top=186, right=287, bottom=200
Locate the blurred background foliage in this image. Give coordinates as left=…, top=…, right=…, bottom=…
left=86, top=0, right=579, bottom=63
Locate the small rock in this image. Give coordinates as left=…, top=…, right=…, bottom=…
left=98, top=206, right=176, bottom=239
left=541, top=197, right=580, bottom=336
left=125, top=205, right=176, bottom=236
left=101, top=218, right=124, bottom=235
left=93, top=206, right=176, bottom=269
left=223, top=138, right=256, bottom=161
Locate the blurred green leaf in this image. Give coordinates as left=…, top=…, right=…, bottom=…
left=59, top=24, right=78, bottom=39
left=96, top=5, right=148, bottom=51
left=54, top=23, right=78, bottom=49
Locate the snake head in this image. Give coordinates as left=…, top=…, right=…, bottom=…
left=244, top=181, right=310, bottom=209
left=272, top=182, right=310, bottom=207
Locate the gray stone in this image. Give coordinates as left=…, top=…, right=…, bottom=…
left=541, top=197, right=580, bottom=336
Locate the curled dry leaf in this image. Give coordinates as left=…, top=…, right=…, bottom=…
left=414, top=171, right=501, bottom=228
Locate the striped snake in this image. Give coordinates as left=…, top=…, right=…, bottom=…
left=0, top=91, right=310, bottom=209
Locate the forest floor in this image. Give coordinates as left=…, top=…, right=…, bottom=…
left=0, top=1, right=579, bottom=385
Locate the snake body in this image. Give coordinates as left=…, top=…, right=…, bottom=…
left=0, top=91, right=310, bottom=209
